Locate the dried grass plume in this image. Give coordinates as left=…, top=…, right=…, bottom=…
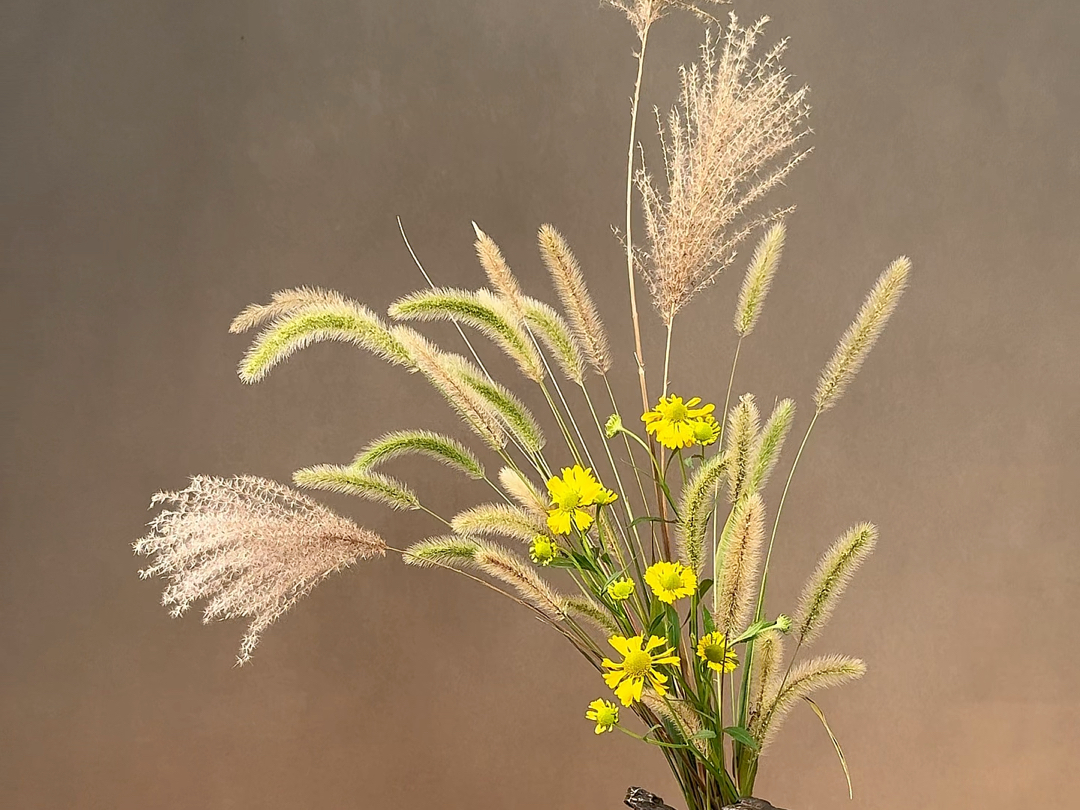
left=134, top=475, right=385, bottom=664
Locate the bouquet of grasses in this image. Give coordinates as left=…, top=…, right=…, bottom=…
left=134, top=2, right=909, bottom=808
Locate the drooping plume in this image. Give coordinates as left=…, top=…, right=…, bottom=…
left=134, top=475, right=385, bottom=664
left=638, top=17, right=810, bottom=324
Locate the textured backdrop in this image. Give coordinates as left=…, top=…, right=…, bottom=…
left=2, top=1, right=1079, bottom=808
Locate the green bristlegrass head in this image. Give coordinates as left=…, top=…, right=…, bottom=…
left=402, top=535, right=481, bottom=568
left=237, top=296, right=410, bottom=383
left=725, top=394, right=760, bottom=503
left=292, top=465, right=420, bottom=511
left=814, top=257, right=911, bottom=413
left=352, top=430, right=485, bottom=481
left=389, top=287, right=545, bottom=383
left=451, top=503, right=548, bottom=543
left=521, top=296, right=587, bottom=385
left=735, top=223, right=786, bottom=338
left=794, top=522, right=878, bottom=646
left=749, top=398, right=795, bottom=493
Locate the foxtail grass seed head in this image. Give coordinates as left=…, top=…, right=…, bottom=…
left=393, top=328, right=507, bottom=450
left=352, top=430, right=484, bottom=481
left=402, top=535, right=481, bottom=568
left=749, top=398, right=795, bottom=493
left=474, top=542, right=566, bottom=620
left=238, top=297, right=410, bottom=383
left=755, top=655, right=866, bottom=751
left=713, top=492, right=765, bottom=634
left=747, top=628, right=784, bottom=727
left=293, top=465, right=420, bottom=511
left=795, top=523, right=878, bottom=645
left=473, top=222, right=527, bottom=317
left=638, top=18, right=810, bottom=324
left=442, top=353, right=546, bottom=454
left=498, top=467, right=548, bottom=518
left=451, top=504, right=548, bottom=543
left=725, top=393, right=760, bottom=502
left=563, top=596, right=622, bottom=635
left=814, top=257, right=911, bottom=413
left=538, top=224, right=612, bottom=374
left=230, top=286, right=348, bottom=334
left=134, top=475, right=385, bottom=664
left=735, top=222, right=786, bottom=337
left=677, top=451, right=728, bottom=575
left=389, top=287, right=545, bottom=383
left=522, top=296, right=587, bottom=385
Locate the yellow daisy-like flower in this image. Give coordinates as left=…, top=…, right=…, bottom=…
left=691, top=415, right=721, bottom=446
left=602, top=634, right=681, bottom=706
left=696, top=631, right=739, bottom=673
left=585, top=698, right=619, bottom=734
left=641, top=395, right=716, bottom=450
left=529, top=535, right=558, bottom=566
left=645, top=560, right=697, bottom=604
left=606, top=578, right=636, bottom=601
left=545, top=465, right=617, bottom=535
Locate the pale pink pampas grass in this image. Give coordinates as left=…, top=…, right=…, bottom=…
left=134, top=475, right=385, bottom=664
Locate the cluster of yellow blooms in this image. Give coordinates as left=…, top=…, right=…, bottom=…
left=535, top=397, right=741, bottom=733
left=641, top=394, right=721, bottom=450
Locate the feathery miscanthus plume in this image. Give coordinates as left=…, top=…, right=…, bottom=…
left=389, top=288, right=545, bottom=383
left=499, top=467, right=549, bottom=518
left=351, top=430, right=485, bottom=481
left=794, top=523, right=877, bottom=646
left=747, top=628, right=784, bottom=729
left=753, top=654, right=866, bottom=750
left=292, top=465, right=420, bottom=511
left=735, top=223, right=786, bottom=337
left=521, top=296, right=587, bottom=385
left=748, top=398, right=795, bottom=493
left=563, top=595, right=621, bottom=635
left=813, top=257, right=910, bottom=413
left=393, top=328, right=507, bottom=450
left=473, top=543, right=566, bottom=620
left=604, top=0, right=729, bottom=37
left=538, top=224, right=611, bottom=374
left=473, top=222, right=527, bottom=318
left=402, top=535, right=481, bottom=568
left=442, top=353, right=546, bottom=453
left=235, top=294, right=410, bottom=383
left=713, top=492, right=765, bottom=635
left=725, top=393, right=760, bottom=503
left=677, top=451, right=728, bottom=575
left=134, top=475, right=385, bottom=663
left=451, top=504, right=548, bottom=543
left=638, top=18, right=810, bottom=324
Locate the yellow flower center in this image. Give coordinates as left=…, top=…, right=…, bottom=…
left=622, top=649, right=652, bottom=677
left=701, top=643, right=729, bottom=664
left=663, top=401, right=688, bottom=422
left=557, top=491, right=580, bottom=510
left=660, top=570, right=685, bottom=591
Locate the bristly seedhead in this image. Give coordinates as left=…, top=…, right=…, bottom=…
left=814, top=257, right=911, bottom=413
left=638, top=17, right=810, bottom=325
left=451, top=503, right=548, bottom=543
left=134, top=475, right=385, bottom=664
left=473, top=222, right=527, bottom=318
left=735, top=222, right=786, bottom=337
left=794, top=522, right=878, bottom=646
left=712, top=491, right=765, bottom=635
left=293, top=465, right=420, bottom=511
left=538, top=224, right=612, bottom=375
left=498, top=467, right=549, bottom=518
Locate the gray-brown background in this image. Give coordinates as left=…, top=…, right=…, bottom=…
left=2, top=0, right=1078, bottom=808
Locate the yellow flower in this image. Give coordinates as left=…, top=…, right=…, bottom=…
left=642, top=395, right=716, bottom=450
left=602, top=635, right=680, bottom=706
left=696, top=631, right=739, bottom=673
left=606, top=578, right=636, bottom=601
left=529, top=535, right=558, bottom=566
left=585, top=698, right=619, bottom=734
left=645, top=561, right=697, bottom=604
left=545, top=465, right=617, bottom=535
left=691, top=415, right=721, bottom=446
